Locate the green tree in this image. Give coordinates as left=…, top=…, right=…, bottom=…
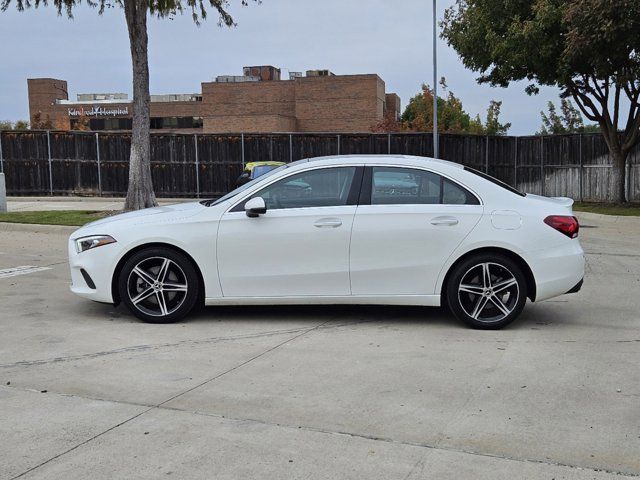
left=13, top=120, right=29, bottom=130
left=400, top=80, right=510, bottom=135
left=0, top=121, right=12, bottom=130
left=484, top=100, right=511, bottom=136
left=538, top=99, right=599, bottom=134
left=2, top=0, right=257, bottom=210
left=31, top=111, right=53, bottom=130
left=442, top=0, right=640, bottom=202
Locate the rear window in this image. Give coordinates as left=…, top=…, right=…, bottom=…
left=464, top=167, right=525, bottom=197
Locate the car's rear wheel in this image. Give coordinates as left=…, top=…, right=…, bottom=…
left=118, top=247, right=199, bottom=323
left=446, top=253, right=527, bottom=329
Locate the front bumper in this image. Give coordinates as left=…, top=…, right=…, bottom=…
left=68, top=237, right=121, bottom=303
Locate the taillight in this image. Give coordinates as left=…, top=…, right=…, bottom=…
left=544, top=215, right=579, bottom=238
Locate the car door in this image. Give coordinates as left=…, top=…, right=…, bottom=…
left=217, top=165, right=362, bottom=297
left=350, top=166, right=483, bottom=296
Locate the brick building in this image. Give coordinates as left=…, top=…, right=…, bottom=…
left=27, top=66, right=401, bottom=133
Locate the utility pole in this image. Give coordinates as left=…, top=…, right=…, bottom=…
left=432, top=0, right=439, bottom=159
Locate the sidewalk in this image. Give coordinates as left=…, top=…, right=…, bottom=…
left=7, top=196, right=195, bottom=212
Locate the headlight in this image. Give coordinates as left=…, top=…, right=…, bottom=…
left=75, top=235, right=116, bottom=253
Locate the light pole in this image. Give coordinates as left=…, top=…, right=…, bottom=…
left=432, top=0, right=439, bottom=159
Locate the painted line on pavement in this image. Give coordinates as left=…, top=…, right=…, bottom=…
left=0, top=265, right=52, bottom=279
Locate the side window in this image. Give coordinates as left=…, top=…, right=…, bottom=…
left=442, top=178, right=479, bottom=205
left=371, top=167, right=479, bottom=205
left=251, top=167, right=356, bottom=210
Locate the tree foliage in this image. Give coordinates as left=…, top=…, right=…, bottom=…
left=537, top=99, right=599, bottom=135
left=374, top=79, right=511, bottom=135
left=441, top=0, right=640, bottom=201
left=2, top=0, right=256, bottom=210
left=0, top=120, right=29, bottom=130
left=31, top=111, right=53, bottom=130
left=1, top=0, right=247, bottom=25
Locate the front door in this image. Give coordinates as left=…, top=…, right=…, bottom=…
left=217, top=166, right=362, bottom=297
left=350, top=166, right=484, bottom=296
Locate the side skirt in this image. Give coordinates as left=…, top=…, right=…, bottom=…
left=204, top=295, right=441, bottom=307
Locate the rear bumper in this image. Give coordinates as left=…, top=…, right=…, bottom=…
left=565, top=278, right=583, bottom=294
left=524, top=241, right=585, bottom=302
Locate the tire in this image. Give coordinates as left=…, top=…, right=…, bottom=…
left=118, top=247, right=200, bottom=323
left=445, top=253, right=527, bottom=330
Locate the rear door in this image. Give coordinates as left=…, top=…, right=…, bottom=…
left=350, top=166, right=483, bottom=296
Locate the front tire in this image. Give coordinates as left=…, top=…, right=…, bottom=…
left=446, top=253, right=527, bottom=329
left=118, top=247, right=200, bottom=323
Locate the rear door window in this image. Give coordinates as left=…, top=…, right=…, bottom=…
left=370, top=167, right=479, bottom=205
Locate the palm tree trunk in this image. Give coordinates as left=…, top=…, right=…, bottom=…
left=123, top=0, right=157, bottom=211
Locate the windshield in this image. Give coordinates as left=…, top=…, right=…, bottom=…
left=201, top=164, right=288, bottom=207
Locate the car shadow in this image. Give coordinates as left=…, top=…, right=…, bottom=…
left=91, top=300, right=557, bottom=331
left=186, top=303, right=458, bottom=328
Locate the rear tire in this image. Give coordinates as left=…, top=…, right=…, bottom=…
left=118, top=247, right=200, bottom=323
left=446, top=253, right=527, bottom=329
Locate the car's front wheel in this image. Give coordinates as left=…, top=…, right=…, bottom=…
left=118, top=247, right=200, bottom=323
left=446, top=253, right=527, bottom=329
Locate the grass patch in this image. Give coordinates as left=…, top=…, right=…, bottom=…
left=574, top=202, right=640, bottom=216
left=0, top=210, right=109, bottom=226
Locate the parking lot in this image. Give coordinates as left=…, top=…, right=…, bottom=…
left=0, top=212, right=639, bottom=479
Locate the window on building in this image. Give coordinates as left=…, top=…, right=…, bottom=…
left=150, top=117, right=203, bottom=129
left=70, top=116, right=203, bottom=131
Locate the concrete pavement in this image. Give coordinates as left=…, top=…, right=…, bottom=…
left=0, top=213, right=638, bottom=479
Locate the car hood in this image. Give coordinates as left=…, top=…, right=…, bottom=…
left=75, top=201, right=206, bottom=234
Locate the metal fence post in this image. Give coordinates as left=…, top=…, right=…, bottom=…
left=289, top=134, right=293, bottom=163
left=337, top=135, right=340, bottom=155
left=388, top=133, right=391, bottom=154
left=485, top=136, right=489, bottom=173
left=513, top=136, right=518, bottom=188
left=540, top=136, right=545, bottom=196
left=46, top=130, right=53, bottom=195
left=194, top=134, right=200, bottom=198
left=269, top=135, right=273, bottom=162
left=241, top=133, right=245, bottom=168
left=578, top=134, right=583, bottom=202
left=95, top=132, right=102, bottom=196
left=0, top=131, right=4, bottom=174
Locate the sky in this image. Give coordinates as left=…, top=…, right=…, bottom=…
left=0, top=0, right=564, bottom=135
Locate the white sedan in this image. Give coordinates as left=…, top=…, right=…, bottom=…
left=68, top=155, right=584, bottom=329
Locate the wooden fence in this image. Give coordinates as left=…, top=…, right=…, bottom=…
left=0, top=130, right=638, bottom=202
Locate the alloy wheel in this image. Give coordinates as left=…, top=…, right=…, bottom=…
left=126, top=256, right=189, bottom=317
left=457, top=262, right=519, bottom=323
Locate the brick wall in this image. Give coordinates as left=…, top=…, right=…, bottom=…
left=27, top=74, right=395, bottom=133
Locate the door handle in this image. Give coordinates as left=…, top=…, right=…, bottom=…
left=430, top=216, right=459, bottom=226
left=314, top=218, right=343, bottom=228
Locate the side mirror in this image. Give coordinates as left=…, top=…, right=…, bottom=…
left=245, top=197, right=267, bottom=218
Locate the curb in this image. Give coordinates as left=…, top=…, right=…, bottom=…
left=0, top=222, right=78, bottom=235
